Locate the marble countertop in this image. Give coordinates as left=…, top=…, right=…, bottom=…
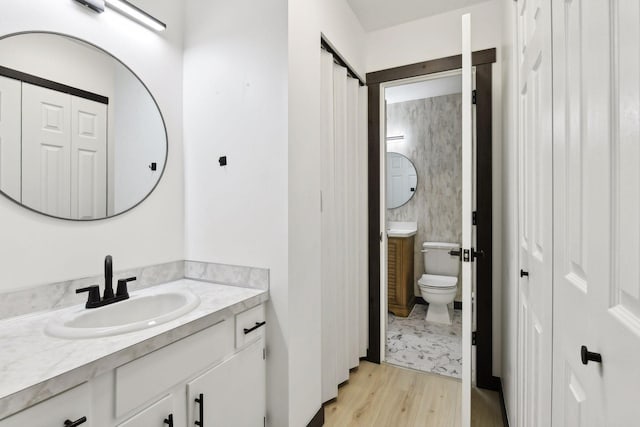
left=0, top=279, right=268, bottom=420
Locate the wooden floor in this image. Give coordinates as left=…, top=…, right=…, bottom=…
left=324, top=361, right=504, bottom=427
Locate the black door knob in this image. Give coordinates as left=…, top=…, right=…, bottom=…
left=520, top=269, right=529, bottom=278
left=581, top=345, right=602, bottom=365
left=164, top=414, right=173, bottom=427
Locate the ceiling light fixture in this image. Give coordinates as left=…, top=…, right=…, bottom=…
left=105, top=0, right=166, bottom=31
left=74, top=0, right=105, bottom=13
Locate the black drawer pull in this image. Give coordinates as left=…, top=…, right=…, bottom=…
left=195, top=393, right=204, bottom=426
left=64, top=417, right=87, bottom=427
left=164, top=414, right=174, bottom=427
left=581, top=345, right=602, bottom=365
left=520, top=269, right=529, bottom=278
left=244, top=321, right=266, bottom=335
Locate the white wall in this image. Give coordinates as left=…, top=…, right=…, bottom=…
left=0, top=0, right=184, bottom=292
left=365, top=0, right=502, bottom=73
left=113, top=65, right=166, bottom=213
left=364, top=0, right=504, bottom=377
left=182, top=1, right=289, bottom=426
left=500, top=0, right=518, bottom=423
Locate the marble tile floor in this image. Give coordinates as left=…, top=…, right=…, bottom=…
left=386, top=304, right=462, bottom=379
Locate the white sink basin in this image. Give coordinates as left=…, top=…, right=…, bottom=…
left=45, top=290, right=201, bottom=339
left=387, top=221, right=418, bottom=237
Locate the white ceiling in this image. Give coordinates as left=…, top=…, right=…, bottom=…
left=385, top=75, right=462, bottom=104
left=347, top=0, right=491, bottom=31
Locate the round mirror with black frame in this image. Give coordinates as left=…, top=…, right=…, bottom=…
left=386, top=151, right=418, bottom=209
left=0, top=32, right=167, bottom=220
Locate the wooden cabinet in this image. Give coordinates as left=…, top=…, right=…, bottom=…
left=387, top=236, right=415, bottom=317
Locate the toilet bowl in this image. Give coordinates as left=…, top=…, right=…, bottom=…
left=418, top=242, right=460, bottom=325
left=418, top=274, right=458, bottom=324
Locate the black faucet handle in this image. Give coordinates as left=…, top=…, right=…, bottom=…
left=116, top=277, right=136, bottom=298
left=76, top=285, right=101, bottom=308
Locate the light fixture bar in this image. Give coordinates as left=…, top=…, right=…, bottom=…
left=74, top=0, right=105, bottom=13
left=105, top=0, right=166, bottom=31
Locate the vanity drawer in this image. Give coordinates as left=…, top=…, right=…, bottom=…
left=235, top=304, right=266, bottom=349
left=115, top=319, right=233, bottom=417
left=0, top=382, right=91, bottom=427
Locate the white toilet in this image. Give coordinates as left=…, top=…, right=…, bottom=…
left=418, top=242, right=460, bottom=325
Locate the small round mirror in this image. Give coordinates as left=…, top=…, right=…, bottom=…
left=386, top=152, right=418, bottom=209
left=0, top=32, right=167, bottom=220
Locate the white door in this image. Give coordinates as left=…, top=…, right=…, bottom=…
left=71, top=95, right=107, bottom=219
left=552, top=0, right=640, bottom=425
left=0, top=75, right=21, bottom=201
left=22, top=83, right=72, bottom=217
left=187, top=339, right=266, bottom=427
left=515, top=0, right=554, bottom=425
left=461, top=12, right=473, bottom=427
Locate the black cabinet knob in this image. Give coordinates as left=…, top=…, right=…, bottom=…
left=581, top=345, right=602, bottom=365
left=164, top=414, right=174, bottom=427
left=64, top=417, right=87, bottom=427
left=520, top=269, right=529, bottom=278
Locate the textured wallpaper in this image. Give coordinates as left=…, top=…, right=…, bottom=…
left=386, top=93, right=462, bottom=297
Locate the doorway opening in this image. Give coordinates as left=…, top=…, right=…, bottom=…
left=366, top=49, right=498, bottom=391
left=383, top=70, right=464, bottom=378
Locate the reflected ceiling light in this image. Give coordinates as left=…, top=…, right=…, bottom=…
left=386, top=135, right=405, bottom=141
left=105, top=0, right=166, bottom=31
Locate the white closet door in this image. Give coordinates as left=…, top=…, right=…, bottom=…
left=515, top=0, right=554, bottom=425
left=22, top=83, right=71, bottom=217
left=71, top=96, right=107, bottom=219
left=461, top=13, right=473, bottom=427
left=320, top=50, right=338, bottom=403
left=346, top=77, right=360, bottom=368
left=357, top=85, right=368, bottom=358
left=552, top=0, right=640, bottom=425
left=0, top=75, right=21, bottom=201
left=333, top=64, right=350, bottom=385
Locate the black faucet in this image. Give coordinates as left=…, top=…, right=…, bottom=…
left=103, top=255, right=114, bottom=300
left=76, top=255, right=136, bottom=309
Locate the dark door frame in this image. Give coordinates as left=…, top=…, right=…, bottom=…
left=366, top=48, right=499, bottom=391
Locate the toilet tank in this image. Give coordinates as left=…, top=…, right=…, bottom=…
left=422, top=242, right=461, bottom=276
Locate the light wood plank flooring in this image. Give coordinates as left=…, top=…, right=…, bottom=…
left=324, top=361, right=504, bottom=427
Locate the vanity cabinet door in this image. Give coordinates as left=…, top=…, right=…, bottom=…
left=0, top=382, right=91, bottom=427
left=387, top=236, right=415, bottom=317
left=117, top=395, right=174, bottom=427
left=187, top=338, right=266, bottom=427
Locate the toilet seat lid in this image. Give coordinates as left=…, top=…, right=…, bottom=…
left=418, top=274, right=458, bottom=289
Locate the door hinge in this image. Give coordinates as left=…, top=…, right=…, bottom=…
left=472, top=211, right=477, bottom=226
left=472, top=331, right=477, bottom=345
left=264, top=416, right=266, bottom=427
left=472, top=90, right=477, bottom=105
left=380, top=232, right=383, bottom=242
left=263, top=347, right=266, bottom=360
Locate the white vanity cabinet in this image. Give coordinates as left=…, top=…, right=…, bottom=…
left=0, top=382, right=92, bottom=427
left=0, top=303, right=267, bottom=427
left=187, top=338, right=266, bottom=427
